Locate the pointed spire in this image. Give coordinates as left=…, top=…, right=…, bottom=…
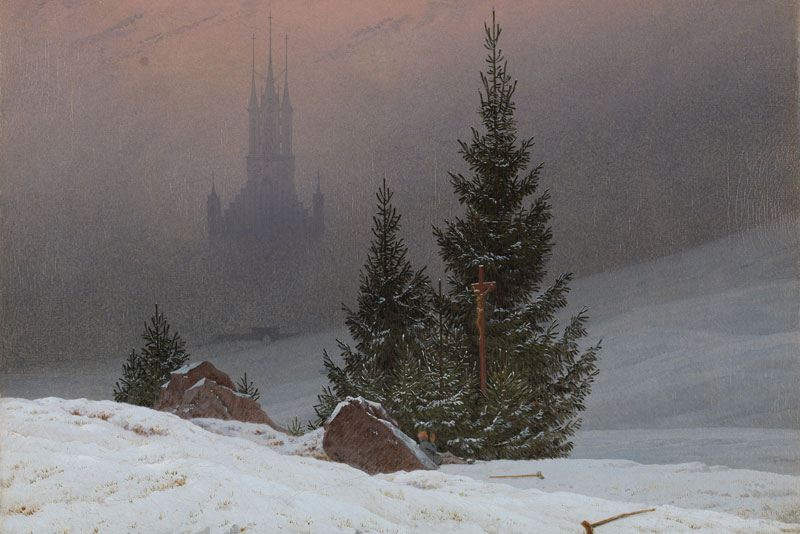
left=282, top=34, right=292, bottom=111
left=247, top=33, right=260, bottom=156
left=312, top=170, right=324, bottom=236
left=211, top=172, right=217, bottom=196
left=265, top=12, right=276, bottom=100
left=248, top=33, right=258, bottom=110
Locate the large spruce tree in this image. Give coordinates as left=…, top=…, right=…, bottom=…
left=433, top=11, right=600, bottom=458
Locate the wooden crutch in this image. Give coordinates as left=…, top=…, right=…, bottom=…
left=581, top=508, right=656, bottom=533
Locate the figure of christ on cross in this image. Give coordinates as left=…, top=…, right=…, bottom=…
left=471, top=265, right=496, bottom=395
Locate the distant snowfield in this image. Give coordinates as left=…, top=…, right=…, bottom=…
left=567, top=217, right=800, bottom=431
left=570, top=427, right=800, bottom=476
left=2, top=397, right=799, bottom=534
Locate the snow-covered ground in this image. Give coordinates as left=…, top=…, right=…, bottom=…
left=2, top=397, right=799, bottom=534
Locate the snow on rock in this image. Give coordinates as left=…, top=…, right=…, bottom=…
left=324, top=395, right=384, bottom=426
left=173, top=361, right=206, bottom=376
left=188, top=377, right=207, bottom=391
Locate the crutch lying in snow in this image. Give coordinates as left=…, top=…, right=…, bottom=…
left=581, top=508, right=656, bottom=533
left=487, top=471, right=544, bottom=479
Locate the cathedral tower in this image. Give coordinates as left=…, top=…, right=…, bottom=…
left=206, top=17, right=324, bottom=247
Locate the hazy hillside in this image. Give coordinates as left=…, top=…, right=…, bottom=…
left=3, top=218, right=796, bottom=437
left=571, top=217, right=799, bottom=429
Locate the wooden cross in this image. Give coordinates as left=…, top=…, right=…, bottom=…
left=471, top=265, right=495, bottom=395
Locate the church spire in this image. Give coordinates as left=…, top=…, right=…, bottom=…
left=280, top=33, right=293, bottom=156
left=247, top=34, right=260, bottom=157
left=265, top=12, right=276, bottom=101
left=207, top=172, right=223, bottom=240
left=248, top=33, right=258, bottom=110
left=261, top=12, right=279, bottom=156
left=282, top=34, right=292, bottom=112
left=313, top=170, right=324, bottom=236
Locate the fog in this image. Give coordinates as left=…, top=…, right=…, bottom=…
left=0, top=0, right=797, bottom=398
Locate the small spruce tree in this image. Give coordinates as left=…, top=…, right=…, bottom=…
left=237, top=372, right=261, bottom=401
left=113, top=305, right=189, bottom=408
left=113, top=349, right=155, bottom=407
left=433, top=11, right=600, bottom=458
left=313, top=180, right=431, bottom=426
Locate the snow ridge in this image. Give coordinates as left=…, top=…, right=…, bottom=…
left=2, top=397, right=799, bottom=533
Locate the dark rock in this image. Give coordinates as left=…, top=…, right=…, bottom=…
left=322, top=396, right=438, bottom=475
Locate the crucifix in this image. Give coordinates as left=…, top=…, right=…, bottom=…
left=471, top=264, right=495, bottom=396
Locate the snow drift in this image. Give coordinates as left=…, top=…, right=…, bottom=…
left=2, top=397, right=798, bottom=533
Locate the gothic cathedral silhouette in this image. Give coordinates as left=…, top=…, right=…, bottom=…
left=207, top=16, right=324, bottom=246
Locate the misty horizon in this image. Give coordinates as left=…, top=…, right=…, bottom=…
left=0, top=0, right=797, bottom=393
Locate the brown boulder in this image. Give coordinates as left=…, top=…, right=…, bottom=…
left=155, top=361, right=283, bottom=432
left=322, top=396, right=438, bottom=475
left=156, top=361, right=236, bottom=407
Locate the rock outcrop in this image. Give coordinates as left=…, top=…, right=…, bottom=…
left=322, top=396, right=437, bottom=475
left=155, top=361, right=283, bottom=432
